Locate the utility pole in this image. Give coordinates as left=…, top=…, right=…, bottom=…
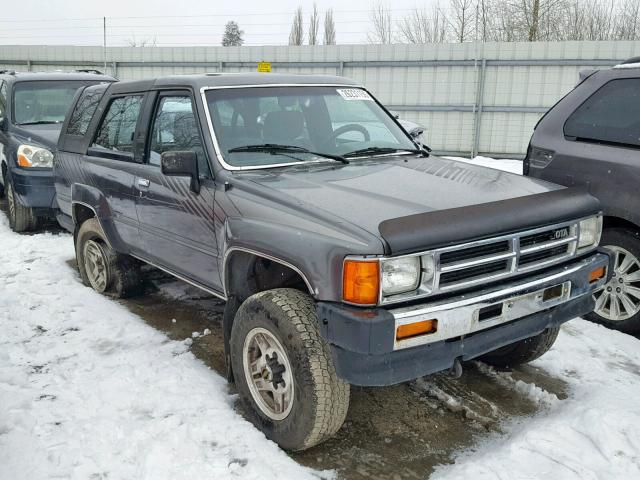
left=103, top=17, right=107, bottom=71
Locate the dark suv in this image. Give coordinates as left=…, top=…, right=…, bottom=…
left=0, top=71, right=114, bottom=231
left=526, top=57, right=640, bottom=334
left=55, top=73, right=611, bottom=451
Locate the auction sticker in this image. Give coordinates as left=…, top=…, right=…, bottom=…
left=336, top=88, right=374, bottom=101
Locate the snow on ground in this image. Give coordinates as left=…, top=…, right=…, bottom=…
left=2, top=156, right=640, bottom=480
left=433, top=156, right=640, bottom=479
left=0, top=215, right=323, bottom=480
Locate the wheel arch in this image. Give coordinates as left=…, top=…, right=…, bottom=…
left=603, top=215, right=640, bottom=234
left=221, top=247, right=315, bottom=383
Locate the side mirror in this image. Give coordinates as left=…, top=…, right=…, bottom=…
left=408, top=126, right=425, bottom=140
left=161, top=150, right=200, bottom=194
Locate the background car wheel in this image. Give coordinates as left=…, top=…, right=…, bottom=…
left=75, top=218, right=143, bottom=298
left=585, top=228, right=640, bottom=334
left=230, top=288, right=350, bottom=451
left=479, top=327, right=560, bottom=368
left=6, top=180, right=37, bottom=232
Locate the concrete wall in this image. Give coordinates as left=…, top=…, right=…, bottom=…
left=2, top=41, right=640, bottom=157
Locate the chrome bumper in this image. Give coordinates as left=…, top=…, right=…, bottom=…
left=391, top=253, right=610, bottom=350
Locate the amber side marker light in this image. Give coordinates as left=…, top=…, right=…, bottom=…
left=343, top=260, right=380, bottom=305
left=589, top=266, right=606, bottom=284
left=17, top=155, right=32, bottom=167
left=396, top=319, right=438, bottom=341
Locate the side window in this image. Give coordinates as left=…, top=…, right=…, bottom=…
left=67, top=87, right=106, bottom=136
left=148, top=95, right=209, bottom=175
left=0, top=81, right=7, bottom=120
left=93, top=95, right=143, bottom=153
left=564, top=78, right=640, bottom=148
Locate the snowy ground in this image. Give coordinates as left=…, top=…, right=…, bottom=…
left=1, top=156, right=640, bottom=479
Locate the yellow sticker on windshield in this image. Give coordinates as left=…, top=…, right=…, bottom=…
left=336, top=88, right=373, bottom=101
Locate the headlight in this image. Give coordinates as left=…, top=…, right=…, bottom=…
left=381, top=257, right=421, bottom=295
left=17, top=144, right=54, bottom=168
left=578, top=216, right=602, bottom=250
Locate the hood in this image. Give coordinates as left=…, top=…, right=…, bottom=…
left=13, top=123, right=63, bottom=149
left=234, top=156, right=599, bottom=254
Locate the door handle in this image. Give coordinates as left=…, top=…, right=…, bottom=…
left=138, top=178, right=150, bottom=188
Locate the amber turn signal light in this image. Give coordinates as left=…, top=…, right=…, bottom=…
left=17, top=155, right=31, bottom=167
left=343, top=260, right=380, bottom=305
left=396, top=319, right=438, bottom=341
left=589, top=266, right=606, bottom=283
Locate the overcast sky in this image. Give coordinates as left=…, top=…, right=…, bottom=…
left=0, top=0, right=445, bottom=47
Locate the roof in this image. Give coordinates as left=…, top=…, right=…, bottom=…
left=107, top=73, right=360, bottom=94
left=0, top=71, right=116, bottom=83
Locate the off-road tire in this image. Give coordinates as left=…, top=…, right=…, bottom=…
left=585, top=228, right=640, bottom=334
left=75, top=218, right=142, bottom=298
left=230, top=288, right=350, bottom=451
left=479, top=327, right=560, bottom=368
left=6, top=180, right=37, bottom=232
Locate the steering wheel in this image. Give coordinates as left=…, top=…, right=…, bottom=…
left=321, top=123, right=370, bottom=148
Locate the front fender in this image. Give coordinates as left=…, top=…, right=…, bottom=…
left=222, top=217, right=383, bottom=302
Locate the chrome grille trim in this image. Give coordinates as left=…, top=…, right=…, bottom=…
left=379, top=217, right=596, bottom=305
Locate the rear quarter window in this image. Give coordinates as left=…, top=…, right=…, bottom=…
left=66, top=86, right=108, bottom=136
left=564, top=78, right=640, bottom=148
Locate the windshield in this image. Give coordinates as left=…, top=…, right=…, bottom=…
left=13, top=80, right=104, bottom=125
left=204, top=86, right=417, bottom=168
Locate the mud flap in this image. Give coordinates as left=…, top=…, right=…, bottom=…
left=223, top=295, right=242, bottom=383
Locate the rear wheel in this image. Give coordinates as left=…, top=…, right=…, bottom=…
left=230, top=288, right=350, bottom=451
left=75, top=218, right=142, bottom=298
left=6, top=180, right=37, bottom=232
left=585, top=228, right=640, bottom=334
left=479, top=327, right=560, bottom=368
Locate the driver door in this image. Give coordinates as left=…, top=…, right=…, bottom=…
left=134, top=91, right=221, bottom=291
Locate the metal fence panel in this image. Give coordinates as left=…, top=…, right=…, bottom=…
left=2, top=41, right=640, bottom=157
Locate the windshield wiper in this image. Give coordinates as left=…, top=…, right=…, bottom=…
left=227, top=144, right=350, bottom=164
left=17, top=120, right=61, bottom=126
left=343, top=146, right=429, bottom=158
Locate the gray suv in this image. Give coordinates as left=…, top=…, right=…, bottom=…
left=526, top=57, right=640, bottom=334
left=54, top=73, right=611, bottom=450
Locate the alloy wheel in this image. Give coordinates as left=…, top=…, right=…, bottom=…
left=7, top=183, right=15, bottom=223
left=594, top=245, right=640, bottom=321
left=242, top=327, right=295, bottom=421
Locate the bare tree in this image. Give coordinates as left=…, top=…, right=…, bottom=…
left=308, top=3, right=320, bottom=45
left=324, top=8, right=336, bottom=45
left=368, top=3, right=393, bottom=44
left=289, top=6, right=304, bottom=45
left=616, top=0, right=640, bottom=39
left=397, top=5, right=448, bottom=43
left=448, top=0, right=476, bottom=42
left=126, top=35, right=157, bottom=47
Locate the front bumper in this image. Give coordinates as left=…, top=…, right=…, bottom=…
left=11, top=168, right=56, bottom=212
left=317, top=250, right=611, bottom=386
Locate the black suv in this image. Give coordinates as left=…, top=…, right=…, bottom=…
left=526, top=57, right=640, bottom=334
left=55, top=73, right=610, bottom=450
left=0, top=71, right=114, bottom=231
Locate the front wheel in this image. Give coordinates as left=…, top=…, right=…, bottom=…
left=479, top=327, right=560, bottom=368
left=230, top=288, right=350, bottom=451
left=6, top=181, right=37, bottom=232
left=585, top=228, right=640, bottom=334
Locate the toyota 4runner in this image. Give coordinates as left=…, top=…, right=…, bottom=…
left=54, top=74, right=612, bottom=451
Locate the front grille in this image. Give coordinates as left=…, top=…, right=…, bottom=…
left=440, top=259, right=510, bottom=286
left=519, top=244, right=569, bottom=266
left=520, top=226, right=572, bottom=248
left=440, top=240, right=510, bottom=264
left=430, top=222, right=579, bottom=292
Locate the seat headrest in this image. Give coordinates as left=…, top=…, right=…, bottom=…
left=263, top=110, right=304, bottom=142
